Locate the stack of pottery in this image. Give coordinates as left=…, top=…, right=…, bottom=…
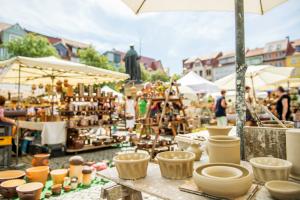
left=206, top=126, right=232, bottom=136
left=286, top=129, right=300, bottom=180
left=186, top=143, right=202, bottom=161
left=26, top=166, right=50, bottom=186
left=265, top=180, right=300, bottom=200
left=193, top=163, right=253, bottom=198
left=0, top=179, right=26, bottom=198
left=32, top=154, right=50, bottom=166
left=16, top=182, right=43, bottom=200
left=69, top=156, right=84, bottom=183
left=50, top=169, right=68, bottom=185
left=207, top=136, right=240, bottom=164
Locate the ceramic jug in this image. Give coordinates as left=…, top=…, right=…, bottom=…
left=186, top=143, right=202, bottom=161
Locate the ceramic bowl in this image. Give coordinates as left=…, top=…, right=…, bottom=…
left=265, top=180, right=300, bottom=200
left=156, top=151, right=195, bottom=180
left=202, top=166, right=243, bottom=180
left=0, top=179, right=26, bottom=198
left=0, top=170, right=25, bottom=183
left=193, top=163, right=253, bottom=198
left=16, top=182, right=44, bottom=200
left=50, top=169, right=68, bottom=185
left=26, top=166, right=49, bottom=186
left=207, top=126, right=232, bottom=136
left=250, top=157, right=292, bottom=183
left=113, top=152, right=150, bottom=180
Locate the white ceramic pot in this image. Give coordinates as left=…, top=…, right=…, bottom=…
left=193, top=163, right=253, bottom=198
left=250, top=157, right=292, bottom=183
left=186, top=143, right=202, bottom=161
left=207, top=136, right=240, bottom=164
left=206, top=126, right=232, bottom=137
left=265, top=180, right=300, bottom=200
left=202, top=166, right=243, bottom=180
left=286, top=129, right=300, bottom=180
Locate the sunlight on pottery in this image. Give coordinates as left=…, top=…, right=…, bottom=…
left=265, top=180, right=300, bottom=200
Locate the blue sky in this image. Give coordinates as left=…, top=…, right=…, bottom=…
left=0, top=0, right=300, bottom=74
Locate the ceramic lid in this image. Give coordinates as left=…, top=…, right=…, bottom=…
left=0, top=170, right=25, bottom=180
left=69, top=156, right=84, bottom=165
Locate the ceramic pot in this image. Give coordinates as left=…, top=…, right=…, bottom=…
left=32, top=154, right=50, bottom=166
left=26, top=166, right=49, bottom=186
left=51, top=184, right=62, bottom=195
left=69, top=156, right=84, bottom=183
left=250, top=157, right=292, bottom=183
left=156, top=151, right=195, bottom=180
left=193, top=163, right=253, bottom=198
left=286, top=129, right=300, bottom=180
left=82, top=166, right=92, bottom=186
left=0, top=179, right=26, bottom=198
left=207, top=136, right=240, bottom=164
left=0, top=170, right=25, bottom=183
left=50, top=169, right=68, bottom=185
left=113, top=153, right=150, bottom=180
left=16, top=182, right=43, bottom=200
left=207, top=126, right=232, bottom=136
left=265, top=180, right=300, bottom=200
left=186, top=143, right=202, bottom=161
left=202, top=166, right=243, bottom=179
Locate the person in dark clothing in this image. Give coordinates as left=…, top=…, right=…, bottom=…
left=215, top=90, right=227, bottom=126
left=275, top=86, right=291, bottom=121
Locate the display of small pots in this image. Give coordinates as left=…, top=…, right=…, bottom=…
left=113, top=152, right=150, bottom=180
left=26, top=166, right=50, bottom=186
left=16, top=182, right=43, bottom=200
left=193, top=163, right=253, bottom=198
left=0, top=179, right=26, bottom=198
left=265, top=180, right=300, bottom=200
left=0, top=170, right=25, bottom=183
left=207, top=136, right=240, bottom=164
left=50, top=169, right=68, bottom=185
left=206, top=126, right=232, bottom=136
left=32, top=153, right=50, bottom=167
left=156, top=151, right=195, bottom=180
left=286, top=129, right=300, bottom=180
left=250, top=157, right=292, bottom=183
left=72, top=138, right=84, bottom=149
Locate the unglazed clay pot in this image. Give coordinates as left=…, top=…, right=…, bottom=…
left=69, top=156, right=84, bottom=183
left=113, top=153, right=150, bottom=180
left=202, top=166, right=243, bottom=180
left=193, top=163, right=253, bottom=198
left=0, top=179, right=26, bottom=198
left=50, top=169, right=68, bottom=185
left=265, top=180, right=300, bottom=200
left=286, top=129, right=300, bottom=180
left=156, top=151, right=195, bottom=180
left=207, top=136, right=240, bottom=164
left=250, top=157, right=292, bottom=183
left=0, top=170, right=25, bottom=183
left=16, top=182, right=43, bottom=200
left=186, top=143, right=202, bottom=161
left=32, top=154, right=50, bottom=166
left=206, top=126, right=232, bottom=136
left=26, top=166, right=49, bottom=186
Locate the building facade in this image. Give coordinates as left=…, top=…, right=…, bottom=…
left=246, top=48, right=264, bottom=66
left=213, top=51, right=235, bottom=81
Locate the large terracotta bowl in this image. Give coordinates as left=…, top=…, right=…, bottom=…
left=113, top=152, right=150, bottom=180
left=193, top=163, right=253, bottom=198
left=206, top=126, right=232, bottom=136
left=26, top=166, right=49, bottom=186
left=0, top=179, right=26, bottom=198
left=156, top=151, right=195, bottom=180
left=50, top=169, right=68, bottom=185
left=0, top=170, right=25, bottom=183
left=265, top=180, right=300, bottom=200
left=16, top=182, right=43, bottom=200
left=250, top=157, right=292, bottom=183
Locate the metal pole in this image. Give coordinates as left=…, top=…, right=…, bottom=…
left=17, top=64, right=21, bottom=108
left=235, top=0, right=247, bottom=160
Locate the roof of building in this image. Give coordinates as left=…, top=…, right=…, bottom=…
left=264, top=39, right=288, bottom=53
left=291, top=39, right=300, bottom=48
left=61, top=38, right=90, bottom=49
left=246, top=48, right=264, bottom=57
left=219, top=51, right=235, bottom=59
left=198, top=52, right=222, bottom=61
left=0, top=22, right=12, bottom=32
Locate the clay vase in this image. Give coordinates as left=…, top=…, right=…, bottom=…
left=50, top=169, right=68, bottom=185
left=26, top=166, right=49, bottom=186
left=32, top=154, right=50, bottom=167
left=69, top=156, right=84, bottom=183
left=0, top=179, right=26, bottom=198
left=16, top=182, right=43, bottom=200
left=186, top=143, right=202, bottom=161
left=207, top=136, right=240, bottom=164
left=286, top=129, right=300, bottom=180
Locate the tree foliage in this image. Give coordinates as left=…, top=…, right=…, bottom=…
left=171, top=73, right=182, bottom=81
left=150, top=70, right=170, bottom=82
left=4, top=33, right=58, bottom=57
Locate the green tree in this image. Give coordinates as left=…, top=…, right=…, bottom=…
left=4, top=33, right=58, bottom=57
left=150, top=70, right=170, bottom=82
left=78, top=47, right=116, bottom=71
left=171, top=73, right=182, bottom=81
left=141, top=64, right=151, bottom=82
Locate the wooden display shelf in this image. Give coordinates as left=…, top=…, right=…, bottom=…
left=66, top=143, right=118, bottom=153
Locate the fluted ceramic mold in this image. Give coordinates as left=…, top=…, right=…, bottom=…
left=193, top=163, right=253, bottom=198
left=207, top=126, right=232, bottom=136
left=250, top=157, right=292, bottom=183
left=156, top=151, right=195, bottom=180
left=113, top=152, right=150, bottom=180
left=265, top=180, right=300, bottom=200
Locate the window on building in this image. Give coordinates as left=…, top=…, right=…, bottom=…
left=291, top=58, right=297, bottom=65
left=276, top=44, right=282, bottom=51
left=8, top=34, right=22, bottom=41
left=206, top=69, right=211, bottom=76
left=268, top=45, right=273, bottom=52
left=72, top=47, right=78, bottom=54
left=199, top=70, right=203, bottom=77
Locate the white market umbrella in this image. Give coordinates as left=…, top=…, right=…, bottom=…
left=101, top=85, right=124, bottom=102
left=178, top=71, right=219, bottom=93
left=260, top=78, right=300, bottom=90
left=178, top=85, right=198, bottom=101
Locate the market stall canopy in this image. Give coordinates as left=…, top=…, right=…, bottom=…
left=0, top=56, right=129, bottom=85
left=214, top=65, right=295, bottom=91
left=260, top=78, right=300, bottom=90
left=101, top=85, right=124, bottom=101
left=177, top=71, right=219, bottom=93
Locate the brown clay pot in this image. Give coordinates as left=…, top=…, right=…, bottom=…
left=32, top=154, right=50, bottom=167
left=50, top=169, right=68, bottom=185
left=16, top=182, right=43, bottom=200
left=0, top=170, right=25, bottom=183
left=0, top=179, right=26, bottom=198
left=51, top=184, right=62, bottom=195
left=26, top=166, right=49, bottom=186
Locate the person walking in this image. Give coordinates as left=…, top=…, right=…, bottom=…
left=275, top=86, right=291, bottom=121
left=125, top=95, right=136, bottom=133
left=215, top=90, right=227, bottom=126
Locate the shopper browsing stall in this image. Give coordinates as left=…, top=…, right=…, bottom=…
left=0, top=95, right=16, bottom=125
left=214, top=90, right=227, bottom=126
left=276, top=86, right=291, bottom=121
